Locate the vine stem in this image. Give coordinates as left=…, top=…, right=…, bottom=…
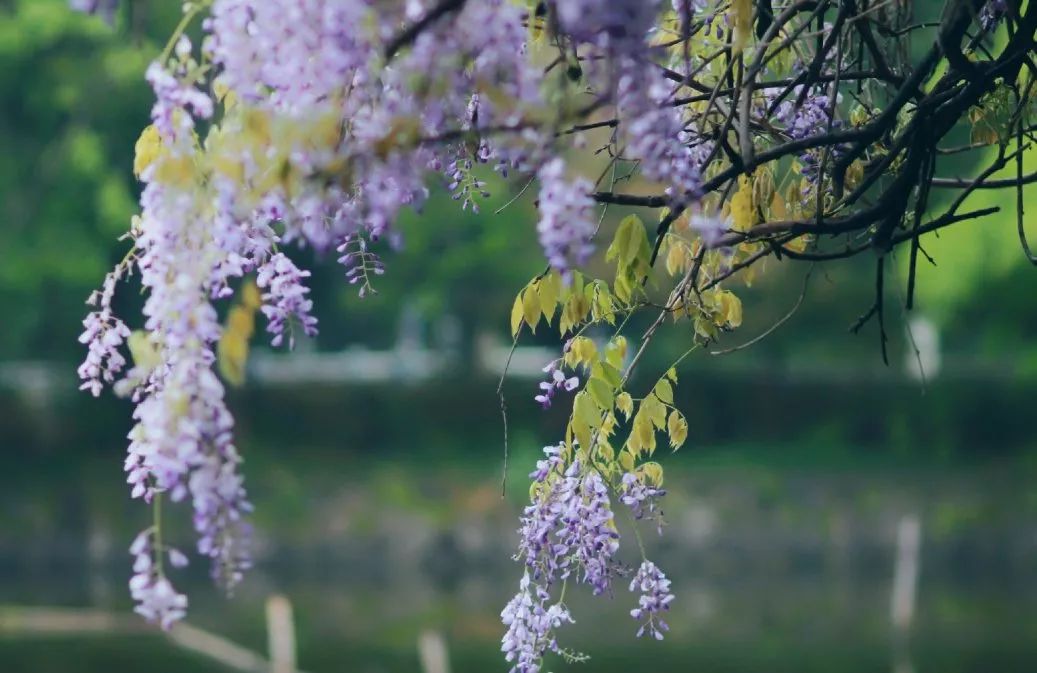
left=153, top=491, right=164, bottom=576
left=158, top=1, right=212, bottom=64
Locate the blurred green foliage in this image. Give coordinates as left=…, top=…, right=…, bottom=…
left=4, top=0, right=1037, bottom=380
left=0, top=0, right=167, bottom=358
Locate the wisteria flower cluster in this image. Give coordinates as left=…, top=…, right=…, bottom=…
left=66, top=0, right=745, bottom=647
left=776, top=85, right=847, bottom=195
left=629, top=560, right=675, bottom=640
left=128, top=529, right=189, bottom=631
left=503, top=444, right=674, bottom=671
left=68, top=0, right=1037, bottom=660
left=535, top=159, right=596, bottom=281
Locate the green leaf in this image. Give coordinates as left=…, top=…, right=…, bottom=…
left=606, top=216, right=634, bottom=263
left=587, top=377, right=614, bottom=411
left=606, top=337, right=627, bottom=369
left=614, top=269, right=633, bottom=303
left=574, top=391, right=601, bottom=428
left=619, top=215, right=646, bottom=266
left=595, top=361, right=623, bottom=389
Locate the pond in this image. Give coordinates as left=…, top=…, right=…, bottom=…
left=2, top=456, right=1035, bottom=673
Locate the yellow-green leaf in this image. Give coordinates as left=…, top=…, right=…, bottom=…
left=619, top=447, right=636, bottom=472
left=127, top=330, right=161, bottom=372
left=731, top=0, right=752, bottom=49
left=635, top=415, right=656, bottom=454
left=595, top=361, right=623, bottom=389
left=720, top=290, right=743, bottom=328
left=587, top=377, right=614, bottom=411
left=644, top=395, right=667, bottom=430
left=539, top=272, right=560, bottom=322
left=654, top=379, right=674, bottom=405
left=510, top=292, right=524, bottom=337
left=730, top=174, right=755, bottom=233
left=665, top=241, right=686, bottom=277
left=607, top=336, right=628, bottom=369
left=522, top=287, right=541, bottom=332
left=574, top=391, right=601, bottom=429
left=616, top=392, right=634, bottom=420
left=568, top=336, right=597, bottom=367
left=640, top=461, right=664, bottom=486
left=667, top=410, right=688, bottom=449
left=607, top=215, right=636, bottom=264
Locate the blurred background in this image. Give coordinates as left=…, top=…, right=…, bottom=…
left=3, top=2, right=1037, bottom=672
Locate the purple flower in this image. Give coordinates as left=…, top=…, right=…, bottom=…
left=536, top=159, right=596, bottom=281
left=629, top=560, right=675, bottom=639
left=145, top=47, right=213, bottom=145
left=534, top=360, right=579, bottom=409
left=337, top=234, right=386, bottom=298
left=128, top=529, right=188, bottom=630
left=69, top=0, right=119, bottom=24
left=617, top=59, right=704, bottom=206
left=981, top=0, right=1008, bottom=30
left=555, top=0, right=661, bottom=47
left=619, top=472, right=667, bottom=522
left=256, top=253, right=318, bottom=348
left=77, top=311, right=130, bottom=397
left=529, top=444, right=564, bottom=483
left=687, top=210, right=729, bottom=247
left=516, top=458, right=619, bottom=594
left=776, top=85, right=847, bottom=195
left=501, top=572, right=574, bottom=673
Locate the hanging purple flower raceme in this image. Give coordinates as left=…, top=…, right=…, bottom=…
left=145, top=38, right=213, bottom=145
left=78, top=270, right=131, bottom=397
left=536, top=159, right=596, bottom=281
left=776, top=85, right=846, bottom=195
left=128, top=529, right=188, bottom=630
left=500, top=572, right=575, bottom=673
left=629, top=559, right=675, bottom=639
left=255, top=252, right=318, bottom=348
left=687, top=210, right=729, bottom=247
left=516, top=454, right=620, bottom=594
left=617, top=59, right=704, bottom=206
left=337, top=234, right=386, bottom=298
left=554, top=466, right=620, bottom=594
left=78, top=312, right=130, bottom=397
left=509, top=446, right=673, bottom=666
left=206, top=0, right=376, bottom=112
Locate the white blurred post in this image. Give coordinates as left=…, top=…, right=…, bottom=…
left=266, top=594, right=297, bottom=673
left=890, top=515, right=921, bottom=673
left=418, top=629, right=451, bottom=673
left=890, top=515, right=921, bottom=632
